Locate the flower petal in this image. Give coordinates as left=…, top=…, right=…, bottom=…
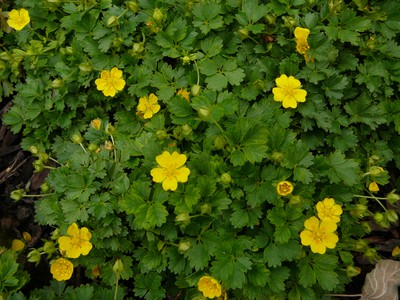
left=275, top=74, right=289, bottom=88
left=294, top=27, right=310, bottom=40
left=300, top=230, right=313, bottom=246
left=293, top=89, right=307, bottom=103
left=310, top=240, right=326, bottom=254
left=319, top=221, right=337, bottom=233
left=113, top=78, right=126, bottom=91
left=304, top=216, right=319, bottom=231
left=287, top=76, right=302, bottom=89
left=282, top=96, right=298, bottom=108
left=272, top=87, right=285, bottom=101
left=110, top=67, right=122, bottom=78
left=323, top=233, right=339, bottom=249
left=156, top=151, right=172, bottom=167
left=67, top=223, right=79, bottom=237
left=151, top=167, right=166, bottom=183
left=171, top=152, right=187, bottom=168
left=148, top=93, right=158, bottom=104
left=175, top=167, right=190, bottom=183
left=162, top=176, right=178, bottom=191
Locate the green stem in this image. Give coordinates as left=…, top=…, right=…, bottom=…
left=113, top=275, right=119, bottom=300
left=44, top=165, right=57, bottom=170
left=194, top=60, right=200, bottom=86
left=353, top=195, right=387, bottom=211
left=23, top=193, right=54, bottom=198
left=79, top=143, right=87, bottom=154
left=110, top=135, right=117, bottom=162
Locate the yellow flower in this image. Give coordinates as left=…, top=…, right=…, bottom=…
left=177, top=88, right=190, bottom=101
left=150, top=151, right=190, bottom=191
left=137, top=93, right=161, bottom=119
left=316, top=198, right=343, bottom=223
left=91, top=118, right=101, bottom=130
left=272, top=74, right=307, bottom=108
left=300, top=216, right=339, bottom=254
left=58, top=223, right=93, bottom=259
left=276, top=181, right=294, bottom=196
left=95, top=67, right=126, bottom=97
left=7, top=8, right=30, bottom=31
left=50, top=258, right=74, bottom=281
left=368, top=181, right=379, bottom=192
left=198, top=275, right=222, bottom=298
left=294, top=27, right=310, bottom=55
left=11, top=231, right=31, bottom=251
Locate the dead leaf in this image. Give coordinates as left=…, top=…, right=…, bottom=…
left=360, top=259, right=400, bottom=300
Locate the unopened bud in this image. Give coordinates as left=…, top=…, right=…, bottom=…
left=70, top=132, right=83, bottom=144
left=271, top=151, right=284, bottom=163
left=156, top=129, right=169, bottom=140
left=181, top=125, right=192, bottom=136
left=91, top=118, right=101, bottom=130
left=369, top=166, right=384, bottom=176
left=79, top=62, right=93, bottom=72
left=126, top=1, right=140, bottom=12
left=152, top=8, right=164, bottom=22
left=181, top=56, right=191, bottom=64
left=132, top=42, right=145, bottom=54
left=43, top=241, right=56, bottom=255
left=386, top=210, right=398, bottom=223
left=105, top=123, right=115, bottom=135
left=364, top=248, right=379, bottom=262
left=350, top=204, right=368, bottom=218
left=200, top=203, right=212, bottom=215
left=33, top=159, right=45, bottom=173
left=175, top=213, right=190, bottom=223
left=51, top=78, right=63, bottom=89
left=289, top=195, right=302, bottom=205
left=40, top=182, right=51, bottom=193
left=220, top=173, right=232, bottom=185
left=387, top=190, right=400, bottom=205
left=29, top=146, right=39, bottom=155
left=198, top=107, right=211, bottom=120
left=354, top=239, right=368, bottom=251
left=178, top=241, right=191, bottom=252
left=112, top=258, right=124, bottom=276
left=346, top=265, right=361, bottom=277
left=27, top=249, right=42, bottom=264
left=107, top=16, right=119, bottom=27
left=237, top=28, right=250, bottom=39
left=191, top=84, right=201, bottom=96
left=10, top=189, right=24, bottom=201
left=213, top=136, right=226, bottom=150
left=88, top=143, right=100, bottom=152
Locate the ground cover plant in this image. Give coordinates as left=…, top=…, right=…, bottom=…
left=1, top=0, right=400, bottom=299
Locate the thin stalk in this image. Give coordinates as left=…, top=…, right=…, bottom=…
left=113, top=275, right=119, bottom=300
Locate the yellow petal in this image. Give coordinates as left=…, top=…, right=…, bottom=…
left=323, top=233, right=339, bottom=249
left=310, top=240, right=326, bottom=254
left=66, top=245, right=81, bottom=258
left=148, top=93, right=158, bottom=104
left=67, top=223, right=80, bottom=237
left=80, top=241, right=93, bottom=256
left=162, top=176, right=178, bottom=191
left=58, top=236, right=72, bottom=251
left=110, top=67, right=122, bottom=79
left=95, top=78, right=107, bottom=91
left=103, top=86, right=116, bottom=97
left=80, top=227, right=92, bottom=241
left=319, top=221, right=337, bottom=233
left=113, top=78, right=126, bottom=91
left=294, top=27, right=310, bottom=40
left=175, top=167, right=190, bottom=183
left=23, top=232, right=32, bottom=242
left=293, top=89, right=307, bottom=102
left=171, top=152, right=187, bottom=168
left=11, top=239, right=25, bottom=251
left=275, top=74, right=289, bottom=88
left=156, top=151, right=172, bottom=167
left=100, top=70, right=111, bottom=79
left=151, top=167, right=166, bottom=182
left=282, top=96, right=298, bottom=108
left=287, top=76, right=302, bottom=89
left=300, top=230, right=313, bottom=246
left=304, top=216, right=319, bottom=231
left=333, top=205, right=343, bottom=216
left=272, top=87, right=285, bottom=101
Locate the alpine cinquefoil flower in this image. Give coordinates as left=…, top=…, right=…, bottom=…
left=272, top=74, right=307, bottom=108
left=276, top=181, right=294, bottom=196
left=95, top=67, right=126, bottom=97
left=150, top=151, right=190, bottom=191
left=50, top=258, right=74, bottom=281
left=137, top=93, right=161, bottom=119
left=198, top=275, right=222, bottom=298
left=177, top=88, right=190, bottom=101
left=368, top=181, right=379, bottom=192
left=58, top=223, right=93, bottom=258
left=7, top=8, right=30, bottom=31
left=300, top=216, right=339, bottom=254
left=294, top=27, right=310, bottom=61
left=316, top=198, right=343, bottom=223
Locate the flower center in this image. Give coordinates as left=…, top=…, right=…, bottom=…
left=279, top=183, right=291, bottom=194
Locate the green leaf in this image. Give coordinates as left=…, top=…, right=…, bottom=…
left=193, top=2, right=224, bottom=34
left=185, top=241, right=210, bottom=271
left=134, top=273, right=166, bottom=300
left=268, top=266, right=290, bottom=293
left=312, top=254, right=340, bottom=291
left=146, top=203, right=168, bottom=228
left=210, top=256, right=252, bottom=289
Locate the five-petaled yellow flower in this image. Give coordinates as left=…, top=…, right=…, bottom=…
left=7, top=8, right=30, bottom=31
left=50, top=258, right=74, bottom=281
left=272, top=74, right=307, bottom=109
left=276, top=181, right=293, bottom=196
left=294, top=27, right=310, bottom=61
left=369, top=181, right=379, bottom=192
left=316, top=198, right=343, bottom=223
left=58, top=223, right=93, bottom=259
left=198, top=275, right=222, bottom=298
left=95, top=67, right=126, bottom=97
left=150, top=151, right=190, bottom=191
left=137, top=93, right=161, bottom=119
left=300, top=216, right=339, bottom=254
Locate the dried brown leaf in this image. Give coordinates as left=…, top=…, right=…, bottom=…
left=360, top=259, right=400, bottom=300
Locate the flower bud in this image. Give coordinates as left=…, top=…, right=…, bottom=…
left=91, top=118, right=101, bottom=130
left=112, top=258, right=124, bottom=276
left=43, top=241, right=56, bottom=255
left=181, top=124, right=192, bottom=136
left=283, top=16, right=296, bottom=29
left=368, top=155, right=380, bottom=165
left=40, top=183, right=51, bottom=193
left=27, top=249, right=42, bottom=264
left=191, top=84, right=201, bottom=96
left=29, top=145, right=39, bottom=155
left=92, top=265, right=101, bottom=277
left=79, top=62, right=93, bottom=72
left=198, top=107, right=211, bottom=120
left=349, top=204, right=368, bottom=218
left=126, top=1, right=140, bottom=12
left=88, top=143, right=100, bottom=152
left=369, top=166, right=384, bottom=176
left=156, top=129, right=169, bottom=140
left=354, top=239, right=368, bottom=251
left=364, top=247, right=379, bottom=262
left=107, top=16, right=119, bottom=27
left=152, top=8, right=164, bottom=23
left=361, top=221, right=372, bottom=234
left=70, top=132, right=83, bottom=144
left=178, top=240, right=191, bottom=252
left=51, top=78, right=63, bottom=89
left=175, top=212, right=190, bottom=223
left=0, top=60, right=6, bottom=72
left=264, top=14, right=276, bottom=25
left=12, top=239, right=25, bottom=251
left=33, top=159, right=45, bottom=173
left=346, top=265, right=361, bottom=277
left=385, top=210, right=398, bottom=223
left=132, top=42, right=145, bottom=54
left=368, top=181, right=379, bottom=192
left=392, top=246, right=400, bottom=257
left=237, top=28, right=250, bottom=39
left=220, top=173, right=232, bottom=185
left=213, top=136, right=226, bottom=150
left=271, top=151, right=284, bottom=163
left=10, top=189, right=24, bottom=201
left=181, top=56, right=191, bottom=65
left=200, top=203, right=212, bottom=215
left=374, top=212, right=389, bottom=228
left=373, top=212, right=384, bottom=223
left=289, top=195, right=302, bottom=205
left=387, top=190, right=400, bottom=205
left=105, top=123, right=115, bottom=135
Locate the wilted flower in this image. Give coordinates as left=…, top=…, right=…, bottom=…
left=294, top=27, right=310, bottom=61
left=95, top=67, right=126, bottom=97
left=272, top=74, right=307, bottom=108
left=177, top=88, right=190, bottom=101
left=368, top=181, right=379, bottom=192
left=58, top=223, right=93, bottom=258
left=91, top=118, right=101, bottom=130
left=276, top=181, right=293, bottom=196
left=150, top=151, right=190, bottom=191
left=50, top=258, right=74, bottom=281
left=316, top=198, right=343, bottom=223
left=198, top=275, right=222, bottom=298
left=300, top=216, right=339, bottom=254
left=7, top=8, right=30, bottom=31
left=137, top=93, right=161, bottom=119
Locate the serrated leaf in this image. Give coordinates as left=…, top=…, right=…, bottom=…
left=321, top=151, right=360, bottom=186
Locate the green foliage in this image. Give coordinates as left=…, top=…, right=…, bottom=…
left=1, top=0, right=400, bottom=298
left=0, top=250, right=29, bottom=297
